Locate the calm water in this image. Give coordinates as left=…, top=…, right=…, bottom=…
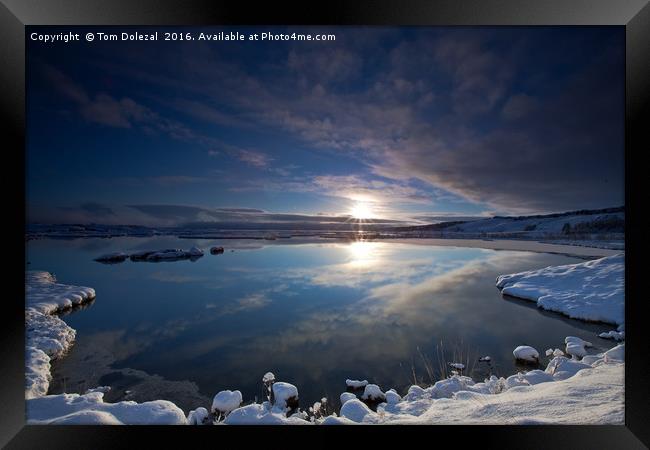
left=27, top=237, right=617, bottom=412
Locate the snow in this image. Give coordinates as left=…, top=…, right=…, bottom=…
left=496, top=254, right=624, bottom=326
left=26, top=391, right=187, bottom=425
left=262, top=372, right=275, bottom=383
left=513, top=345, right=539, bottom=363
left=340, top=392, right=356, bottom=404
left=26, top=271, right=96, bottom=315
left=448, top=362, right=465, bottom=370
left=272, top=382, right=299, bottom=410
left=599, top=330, right=625, bottom=341
left=336, top=344, right=624, bottom=425
left=211, top=390, right=242, bottom=414
left=479, top=356, right=491, bottom=362
left=339, top=399, right=376, bottom=423
left=345, top=379, right=368, bottom=389
left=565, top=336, right=593, bottom=358
left=385, top=389, right=401, bottom=404
left=223, top=403, right=309, bottom=425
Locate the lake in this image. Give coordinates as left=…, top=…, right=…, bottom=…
left=26, top=236, right=617, bottom=413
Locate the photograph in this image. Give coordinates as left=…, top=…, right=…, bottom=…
left=22, top=24, right=631, bottom=427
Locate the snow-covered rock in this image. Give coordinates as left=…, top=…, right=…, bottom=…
left=599, top=330, right=625, bottom=341
left=496, top=254, right=624, bottom=326
left=188, top=246, right=204, bottom=257
left=339, top=399, right=376, bottom=423
left=385, top=389, right=401, bottom=404
left=211, top=390, right=242, bottom=414
left=94, top=252, right=128, bottom=263
left=513, top=345, right=539, bottom=363
left=565, top=336, right=593, bottom=359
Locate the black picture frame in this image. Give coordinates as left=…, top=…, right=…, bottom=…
left=2, top=0, right=648, bottom=448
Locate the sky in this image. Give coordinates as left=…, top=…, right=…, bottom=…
left=26, top=26, right=624, bottom=227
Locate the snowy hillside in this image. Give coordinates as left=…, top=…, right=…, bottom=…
left=443, top=207, right=623, bottom=235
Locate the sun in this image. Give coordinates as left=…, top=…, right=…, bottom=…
left=349, top=201, right=374, bottom=220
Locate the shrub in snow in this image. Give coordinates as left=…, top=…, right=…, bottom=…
left=262, top=372, right=275, bottom=404
left=187, top=407, right=209, bottom=425
left=272, top=382, right=299, bottom=415
left=360, top=384, right=386, bottom=411
left=211, top=390, right=243, bottom=419
left=345, top=379, right=368, bottom=391
left=513, top=345, right=539, bottom=363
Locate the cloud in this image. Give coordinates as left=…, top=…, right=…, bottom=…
left=234, top=149, right=272, bottom=168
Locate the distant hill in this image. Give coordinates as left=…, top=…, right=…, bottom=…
left=389, top=206, right=624, bottom=237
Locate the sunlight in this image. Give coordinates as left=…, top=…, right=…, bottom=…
left=346, top=241, right=381, bottom=268
left=349, top=201, right=375, bottom=220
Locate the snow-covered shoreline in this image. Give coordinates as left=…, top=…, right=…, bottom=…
left=496, top=254, right=624, bottom=331
left=25, top=255, right=625, bottom=425
left=25, top=271, right=188, bottom=424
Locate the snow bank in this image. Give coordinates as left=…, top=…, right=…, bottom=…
left=25, top=272, right=96, bottom=399
left=26, top=391, right=187, bottom=425
left=26, top=271, right=96, bottom=315
left=496, top=254, right=624, bottom=326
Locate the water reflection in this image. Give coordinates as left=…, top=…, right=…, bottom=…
left=28, top=237, right=617, bottom=411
